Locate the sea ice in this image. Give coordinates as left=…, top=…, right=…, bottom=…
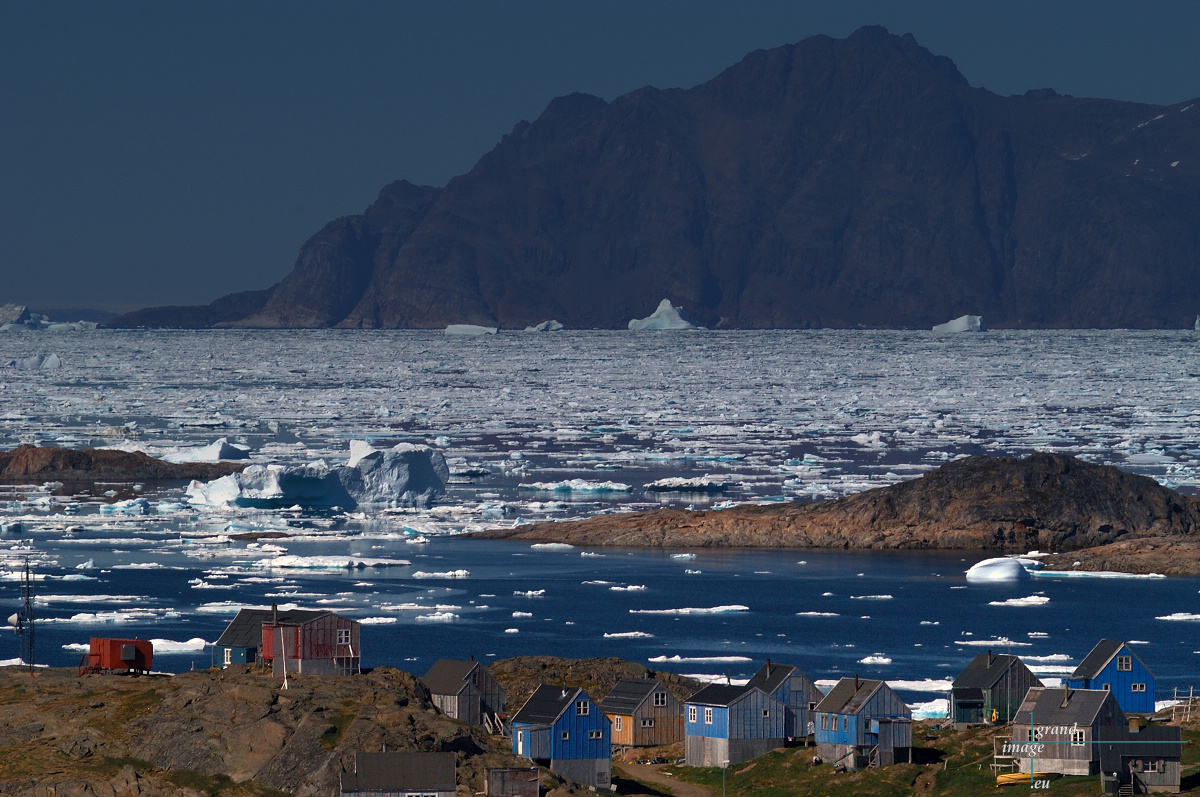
left=850, top=594, right=893, bottom=600
left=254, top=556, right=410, bottom=570
left=444, top=324, right=497, bottom=336
left=988, top=595, right=1050, bottom=607
left=161, top=438, right=251, bottom=463
left=411, top=570, right=469, bottom=579
left=1156, top=613, right=1200, bottom=621
left=965, top=557, right=1031, bottom=582
left=797, top=612, right=839, bottom=617
left=648, top=655, right=751, bottom=663
left=643, top=476, right=731, bottom=492
left=530, top=543, right=574, bottom=550
left=627, top=299, right=698, bottom=330
left=932, top=315, right=984, bottom=333
left=518, top=479, right=631, bottom=493
left=629, top=605, right=749, bottom=615
left=415, top=612, right=458, bottom=621
left=603, top=631, right=653, bottom=638
left=610, top=585, right=646, bottom=592
left=524, top=320, right=564, bottom=332
left=858, top=654, right=892, bottom=665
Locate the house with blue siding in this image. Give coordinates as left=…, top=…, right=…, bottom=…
left=745, top=660, right=824, bottom=740
left=1066, top=639, right=1156, bottom=715
left=684, top=684, right=787, bottom=767
left=511, top=685, right=611, bottom=788
left=814, top=677, right=911, bottom=770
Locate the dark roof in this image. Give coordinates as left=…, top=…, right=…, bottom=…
left=953, top=653, right=1024, bottom=689
left=1098, top=725, right=1183, bottom=771
left=422, top=659, right=478, bottom=696
left=1071, top=639, right=1126, bottom=680
left=214, top=608, right=327, bottom=649
left=598, top=678, right=662, bottom=715
left=814, top=678, right=884, bottom=715
left=1015, top=687, right=1123, bottom=728
left=341, top=752, right=455, bottom=793
left=746, top=661, right=800, bottom=695
left=512, top=685, right=582, bottom=725
left=687, top=684, right=751, bottom=707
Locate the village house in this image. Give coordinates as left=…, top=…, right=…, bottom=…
left=744, top=660, right=823, bottom=739
left=598, top=678, right=685, bottom=748
left=1098, top=721, right=1182, bottom=794
left=1067, top=639, right=1157, bottom=715
left=213, top=608, right=327, bottom=667
left=684, top=684, right=787, bottom=767
left=1009, top=685, right=1126, bottom=776
left=511, top=685, right=611, bottom=789
left=484, top=768, right=539, bottom=797
left=256, top=606, right=360, bottom=675
left=422, top=658, right=506, bottom=732
left=949, top=651, right=1042, bottom=729
left=339, top=751, right=456, bottom=797
left=813, top=677, right=912, bottom=770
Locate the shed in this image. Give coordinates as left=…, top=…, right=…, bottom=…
left=511, top=685, right=611, bottom=788
left=261, top=609, right=361, bottom=675
left=1010, top=686, right=1126, bottom=776
left=339, top=751, right=456, bottom=797
left=1098, top=722, right=1182, bottom=794
left=745, top=660, right=823, bottom=739
left=684, top=684, right=786, bottom=767
left=1067, top=639, right=1156, bottom=715
left=814, top=677, right=911, bottom=770
left=422, top=658, right=506, bottom=731
left=950, top=651, right=1042, bottom=729
left=485, top=768, right=539, bottom=797
left=79, top=638, right=153, bottom=675
left=598, top=678, right=684, bottom=748
left=214, top=608, right=325, bottom=667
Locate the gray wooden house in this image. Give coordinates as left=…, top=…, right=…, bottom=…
left=1099, top=722, right=1182, bottom=794
left=598, top=678, right=684, bottom=748
left=1010, top=686, right=1126, bottom=776
left=814, top=677, right=912, bottom=770
left=949, top=651, right=1042, bottom=729
left=745, top=660, right=823, bottom=739
left=340, top=751, right=456, bottom=797
left=422, top=658, right=506, bottom=731
left=684, top=684, right=787, bottom=767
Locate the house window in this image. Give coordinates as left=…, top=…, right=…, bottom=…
left=762, top=710, right=770, bottom=719
left=614, top=716, right=623, bottom=732
left=704, top=707, right=713, bottom=725
left=641, top=719, right=655, bottom=728
left=808, top=702, right=817, bottom=712
left=1102, top=683, right=1110, bottom=691
left=336, top=628, right=350, bottom=645
left=589, top=730, right=603, bottom=740
left=562, top=731, right=570, bottom=740
left=1070, top=729, right=1086, bottom=746
left=1147, top=759, right=1162, bottom=773
left=688, top=706, right=697, bottom=723
left=576, top=700, right=589, bottom=716
left=820, top=714, right=828, bottom=731
left=1132, top=683, right=1146, bottom=693
left=597, top=771, right=609, bottom=785
left=653, top=692, right=668, bottom=707
left=841, top=716, right=847, bottom=733
left=1117, top=656, right=1132, bottom=672
left=223, top=648, right=232, bottom=666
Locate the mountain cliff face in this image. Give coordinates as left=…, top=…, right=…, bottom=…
left=113, top=26, right=1200, bottom=329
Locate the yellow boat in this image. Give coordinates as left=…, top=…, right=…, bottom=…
left=995, top=772, right=1060, bottom=786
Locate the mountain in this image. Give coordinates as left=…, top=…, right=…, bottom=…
left=113, top=26, right=1200, bottom=329
left=470, top=453, right=1200, bottom=574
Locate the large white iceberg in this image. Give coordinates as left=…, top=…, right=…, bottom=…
left=628, top=299, right=698, bottom=330
left=933, top=315, right=984, bottom=333
left=186, top=441, right=448, bottom=509
left=965, top=557, right=1031, bottom=582
left=524, top=320, right=564, bottom=332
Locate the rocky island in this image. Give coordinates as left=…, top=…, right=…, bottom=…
left=0, top=445, right=247, bottom=484
left=473, top=453, right=1200, bottom=575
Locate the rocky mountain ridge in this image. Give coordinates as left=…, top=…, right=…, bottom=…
left=472, top=453, right=1200, bottom=574
left=112, top=26, right=1200, bottom=330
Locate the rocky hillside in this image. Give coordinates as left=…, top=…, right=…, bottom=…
left=113, top=26, right=1200, bottom=330
left=0, top=445, right=245, bottom=483
left=473, top=453, right=1200, bottom=573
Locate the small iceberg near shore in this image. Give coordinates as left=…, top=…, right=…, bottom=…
left=933, top=314, right=984, bottom=333
left=524, top=320, right=564, bottom=332
left=628, top=299, right=698, bottom=330
left=965, top=557, right=1032, bottom=582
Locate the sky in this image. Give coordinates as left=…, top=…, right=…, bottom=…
left=3, top=1, right=1200, bottom=313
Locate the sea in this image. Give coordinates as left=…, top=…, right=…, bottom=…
left=1, top=329, right=1199, bottom=714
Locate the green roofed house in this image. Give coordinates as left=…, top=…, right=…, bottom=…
left=950, top=651, right=1042, bottom=729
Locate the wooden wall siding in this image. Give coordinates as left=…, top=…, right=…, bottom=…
left=513, top=725, right=550, bottom=761
left=485, top=768, right=538, bottom=797
left=477, top=667, right=506, bottom=718
left=770, top=672, right=822, bottom=737
left=1010, top=721, right=1102, bottom=776
left=632, top=685, right=684, bottom=746
left=607, top=713, right=634, bottom=747
left=550, top=756, right=610, bottom=789
left=685, top=689, right=786, bottom=743
left=685, top=735, right=728, bottom=768
left=434, top=667, right=503, bottom=726
left=815, top=685, right=910, bottom=751
left=547, top=696, right=610, bottom=761
left=989, top=664, right=1042, bottom=722
left=1069, top=648, right=1156, bottom=715
left=433, top=694, right=459, bottom=720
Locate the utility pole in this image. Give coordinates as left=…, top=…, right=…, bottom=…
left=722, top=759, right=729, bottom=797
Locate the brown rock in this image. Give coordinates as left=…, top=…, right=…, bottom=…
left=0, top=445, right=246, bottom=483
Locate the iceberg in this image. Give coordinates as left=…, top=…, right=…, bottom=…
left=444, top=324, right=497, bottom=336
left=909, top=698, right=948, bottom=720
left=518, top=479, right=631, bottom=493
left=524, top=320, right=564, bottom=332
left=965, top=557, right=1031, bottom=582
left=9, top=353, right=62, bottom=370
left=161, top=438, right=251, bottom=463
left=932, top=314, right=984, bottom=333
left=988, top=595, right=1050, bottom=607
left=628, top=299, right=698, bottom=330
left=643, top=475, right=731, bottom=492
left=186, top=441, right=448, bottom=509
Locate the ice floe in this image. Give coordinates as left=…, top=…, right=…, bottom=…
left=643, top=476, right=731, bottom=492
left=629, top=605, right=749, bottom=615
left=933, top=314, right=984, bottom=333
left=797, top=612, right=839, bottom=617
left=159, top=438, right=251, bottom=463
left=610, top=585, right=646, bottom=592
left=988, top=595, right=1050, bottom=607
left=518, top=479, right=631, bottom=493
left=530, top=543, right=574, bottom=550
left=415, top=612, right=459, bottom=622
left=1156, top=613, right=1200, bottom=621
left=444, top=324, right=497, bottom=336
left=648, top=655, right=751, bottom=663
left=850, top=594, right=893, bottom=600
left=253, top=556, right=410, bottom=570
left=954, top=637, right=1032, bottom=647
left=909, top=698, right=948, bottom=719
left=858, top=654, right=892, bottom=665
left=628, top=299, right=697, bottom=330
left=603, top=632, right=653, bottom=638
left=411, top=570, right=469, bottom=579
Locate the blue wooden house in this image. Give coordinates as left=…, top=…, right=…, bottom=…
left=745, top=660, right=824, bottom=740
left=814, top=677, right=911, bottom=770
left=1066, top=639, right=1156, bottom=715
left=684, top=684, right=787, bottom=767
left=511, top=685, right=611, bottom=788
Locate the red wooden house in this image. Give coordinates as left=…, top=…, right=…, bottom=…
left=261, top=607, right=360, bottom=675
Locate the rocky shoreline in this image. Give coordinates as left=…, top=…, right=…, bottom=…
left=471, top=454, right=1200, bottom=575
left=0, top=444, right=247, bottom=484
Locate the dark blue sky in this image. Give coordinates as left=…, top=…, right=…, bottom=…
left=4, top=1, right=1199, bottom=311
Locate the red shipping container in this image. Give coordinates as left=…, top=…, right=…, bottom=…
left=82, top=637, right=153, bottom=674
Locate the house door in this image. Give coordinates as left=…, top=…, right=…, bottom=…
left=517, top=731, right=524, bottom=755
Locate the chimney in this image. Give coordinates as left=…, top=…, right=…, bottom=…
left=766, top=659, right=772, bottom=677
left=855, top=674, right=860, bottom=692
left=988, top=649, right=994, bottom=667
left=1060, top=683, right=1071, bottom=708
left=272, top=602, right=278, bottom=625
left=469, top=654, right=474, bottom=662
left=726, top=669, right=731, bottom=685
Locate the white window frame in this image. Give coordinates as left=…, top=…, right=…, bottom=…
left=1070, top=729, right=1086, bottom=747
left=336, top=628, right=350, bottom=645
left=762, top=710, right=770, bottom=718
left=562, top=731, right=570, bottom=740
left=653, top=692, right=668, bottom=707
left=820, top=714, right=828, bottom=731
left=1132, top=683, right=1146, bottom=693
left=223, top=647, right=232, bottom=666
left=576, top=700, right=589, bottom=716
left=614, top=716, right=623, bottom=732
left=588, top=729, right=602, bottom=740
left=640, top=718, right=655, bottom=728
left=1116, top=656, right=1132, bottom=672
left=704, top=707, right=713, bottom=725
left=688, top=706, right=697, bottom=723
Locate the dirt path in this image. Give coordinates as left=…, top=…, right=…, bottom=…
left=614, top=762, right=714, bottom=797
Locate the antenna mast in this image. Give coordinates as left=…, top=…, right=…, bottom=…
left=7, top=559, right=35, bottom=674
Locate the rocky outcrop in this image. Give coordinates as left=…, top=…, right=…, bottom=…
left=0, top=444, right=246, bottom=483
left=118, top=26, right=1200, bottom=330
left=107, top=287, right=274, bottom=329
left=472, top=454, right=1200, bottom=571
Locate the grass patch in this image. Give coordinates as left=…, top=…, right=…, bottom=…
left=319, top=710, right=357, bottom=750
left=168, top=769, right=240, bottom=796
